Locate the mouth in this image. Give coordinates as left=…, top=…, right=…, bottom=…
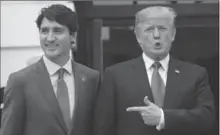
left=45, top=44, right=59, bottom=51
left=154, top=42, right=162, bottom=49
left=45, top=44, right=59, bottom=46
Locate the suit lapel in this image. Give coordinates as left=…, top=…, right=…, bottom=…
left=163, top=56, right=181, bottom=109
left=69, top=61, right=86, bottom=134
left=71, top=61, right=81, bottom=124
left=131, top=56, right=182, bottom=108
left=131, top=57, right=154, bottom=104
left=35, top=58, right=68, bottom=133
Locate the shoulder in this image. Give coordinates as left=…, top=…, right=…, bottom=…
left=174, top=58, right=208, bottom=78
left=177, top=59, right=206, bottom=72
left=10, top=62, right=37, bottom=79
left=5, top=62, right=38, bottom=88
left=105, top=58, right=139, bottom=72
left=74, top=62, right=100, bottom=86
left=75, top=62, right=99, bottom=78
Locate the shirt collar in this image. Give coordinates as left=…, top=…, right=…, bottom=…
left=43, top=56, right=72, bottom=76
left=142, top=53, right=170, bottom=71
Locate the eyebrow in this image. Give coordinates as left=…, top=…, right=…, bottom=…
left=53, top=27, right=65, bottom=30
left=40, top=26, right=65, bottom=30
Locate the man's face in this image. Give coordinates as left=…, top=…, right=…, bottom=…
left=39, top=17, right=75, bottom=62
left=135, top=17, right=176, bottom=60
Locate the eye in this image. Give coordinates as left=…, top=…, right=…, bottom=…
left=54, top=28, right=64, bottom=34
left=158, top=26, right=167, bottom=31
left=40, top=27, right=49, bottom=34
left=144, top=27, right=154, bottom=32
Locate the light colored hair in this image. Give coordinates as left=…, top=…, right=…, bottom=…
left=135, top=6, right=177, bottom=26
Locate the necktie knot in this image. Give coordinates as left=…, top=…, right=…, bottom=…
left=152, top=61, right=162, bottom=70
left=58, top=68, right=66, bottom=79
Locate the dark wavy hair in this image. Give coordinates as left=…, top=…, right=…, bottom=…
left=36, top=4, right=79, bottom=34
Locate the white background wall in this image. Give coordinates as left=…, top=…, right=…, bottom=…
left=1, top=1, right=75, bottom=87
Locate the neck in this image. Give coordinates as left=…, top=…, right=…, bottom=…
left=154, top=56, right=163, bottom=61
left=48, top=54, right=70, bottom=67
left=147, top=53, right=168, bottom=61
left=57, top=56, right=70, bottom=67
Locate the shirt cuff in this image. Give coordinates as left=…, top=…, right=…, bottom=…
left=156, top=108, right=165, bottom=130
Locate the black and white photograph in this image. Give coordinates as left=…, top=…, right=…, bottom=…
left=0, top=1, right=219, bottom=135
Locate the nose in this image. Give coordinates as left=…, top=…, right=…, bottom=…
left=46, top=32, right=56, bottom=43
left=153, top=28, right=160, bottom=40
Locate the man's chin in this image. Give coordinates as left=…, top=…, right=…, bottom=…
left=45, top=54, right=59, bottom=60
left=152, top=50, right=165, bottom=55
left=152, top=52, right=168, bottom=60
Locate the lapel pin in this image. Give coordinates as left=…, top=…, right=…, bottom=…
left=81, top=76, right=86, bottom=81
left=0, top=103, right=4, bottom=109
left=175, top=69, right=180, bottom=74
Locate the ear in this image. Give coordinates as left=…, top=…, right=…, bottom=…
left=70, top=32, right=77, bottom=52
left=171, top=27, right=176, bottom=42
left=134, top=26, right=140, bottom=44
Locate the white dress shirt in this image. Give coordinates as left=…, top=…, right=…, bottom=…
left=142, top=53, right=170, bottom=130
left=43, top=56, right=75, bottom=118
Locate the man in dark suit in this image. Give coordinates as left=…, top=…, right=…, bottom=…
left=1, top=4, right=99, bottom=135
left=94, top=6, right=215, bottom=135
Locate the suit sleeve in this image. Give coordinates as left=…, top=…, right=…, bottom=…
left=0, top=73, right=26, bottom=135
left=94, top=68, right=116, bottom=135
left=163, top=68, right=215, bottom=134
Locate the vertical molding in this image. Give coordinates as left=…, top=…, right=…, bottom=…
left=92, top=19, right=103, bottom=80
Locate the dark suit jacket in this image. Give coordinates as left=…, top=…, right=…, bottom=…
left=1, top=58, right=99, bottom=135
left=94, top=56, right=215, bottom=135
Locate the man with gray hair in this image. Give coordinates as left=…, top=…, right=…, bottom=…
left=94, top=6, right=215, bottom=135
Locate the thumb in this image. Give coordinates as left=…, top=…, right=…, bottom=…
left=144, top=96, right=151, bottom=106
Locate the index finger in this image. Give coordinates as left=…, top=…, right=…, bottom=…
left=126, top=106, right=146, bottom=112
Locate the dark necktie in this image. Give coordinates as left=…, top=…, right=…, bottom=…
left=151, top=62, right=165, bottom=108
left=57, top=68, right=71, bottom=130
